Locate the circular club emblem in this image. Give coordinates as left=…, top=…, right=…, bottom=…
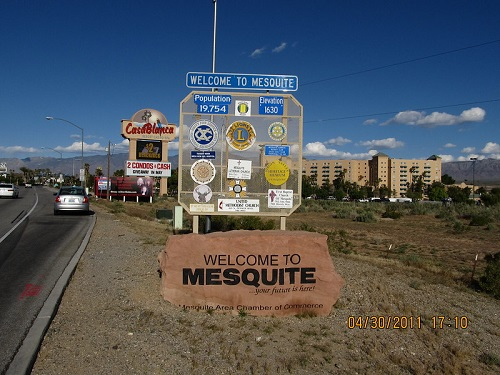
left=193, top=184, right=213, bottom=203
left=189, top=120, right=219, bottom=150
left=190, top=159, right=216, bottom=185
left=268, top=122, right=287, bottom=141
left=226, top=121, right=256, bottom=151
left=265, top=160, right=290, bottom=186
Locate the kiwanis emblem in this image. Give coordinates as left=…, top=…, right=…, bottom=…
left=189, top=120, right=219, bottom=150
left=190, top=159, right=216, bottom=185
left=226, top=121, right=256, bottom=151
left=268, top=122, right=287, bottom=141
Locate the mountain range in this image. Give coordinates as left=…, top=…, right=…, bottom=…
left=1, top=154, right=499, bottom=185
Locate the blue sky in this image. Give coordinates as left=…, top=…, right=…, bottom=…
left=1, top=0, right=499, bottom=163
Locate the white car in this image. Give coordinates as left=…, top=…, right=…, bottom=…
left=0, top=183, right=20, bottom=198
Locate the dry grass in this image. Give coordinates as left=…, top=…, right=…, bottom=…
left=48, top=197, right=499, bottom=374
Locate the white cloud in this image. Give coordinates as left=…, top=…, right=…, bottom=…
left=0, top=145, right=39, bottom=154
left=303, top=142, right=372, bottom=159
left=363, top=119, right=377, bottom=125
left=326, top=136, right=351, bottom=146
left=481, top=142, right=500, bottom=154
left=272, top=42, right=287, bottom=53
left=438, top=154, right=455, bottom=162
left=381, top=107, right=486, bottom=127
left=443, top=143, right=456, bottom=148
left=357, top=137, right=404, bottom=149
left=461, top=147, right=476, bottom=153
left=250, top=47, right=265, bottom=58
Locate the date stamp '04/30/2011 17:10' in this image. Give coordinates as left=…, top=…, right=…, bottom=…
left=347, top=316, right=470, bottom=330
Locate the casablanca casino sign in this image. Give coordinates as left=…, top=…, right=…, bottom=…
left=178, top=75, right=303, bottom=230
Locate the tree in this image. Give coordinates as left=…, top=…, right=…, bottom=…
left=167, top=168, right=179, bottom=195
left=441, top=174, right=455, bottom=185
left=301, top=175, right=316, bottom=198
left=446, top=186, right=470, bottom=203
left=427, top=181, right=447, bottom=201
left=480, top=188, right=500, bottom=206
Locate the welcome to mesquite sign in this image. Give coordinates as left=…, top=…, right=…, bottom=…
left=158, top=230, right=344, bottom=317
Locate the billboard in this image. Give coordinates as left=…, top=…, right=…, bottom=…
left=94, top=176, right=154, bottom=198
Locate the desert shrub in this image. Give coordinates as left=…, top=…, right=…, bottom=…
left=469, top=212, right=494, bottom=226
left=409, top=202, right=440, bottom=216
left=400, top=253, right=424, bottom=268
left=435, top=206, right=457, bottom=221
left=452, top=220, right=469, bottom=233
left=382, top=205, right=403, bottom=219
left=324, top=229, right=353, bottom=254
left=478, top=252, right=500, bottom=299
left=207, top=215, right=276, bottom=232
left=331, top=205, right=357, bottom=219
left=110, top=201, right=125, bottom=213
left=479, top=352, right=500, bottom=366
left=354, top=209, right=377, bottom=223
left=293, top=222, right=316, bottom=232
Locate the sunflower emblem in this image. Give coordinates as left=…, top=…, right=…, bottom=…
left=228, top=180, right=247, bottom=198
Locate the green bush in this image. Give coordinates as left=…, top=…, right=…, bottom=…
left=469, top=212, right=493, bottom=226
left=354, top=210, right=377, bottom=223
left=382, top=205, right=403, bottom=219
left=479, top=252, right=500, bottom=299
left=206, top=215, right=276, bottom=232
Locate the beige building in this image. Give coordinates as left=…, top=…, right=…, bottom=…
left=302, top=153, right=442, bottom=197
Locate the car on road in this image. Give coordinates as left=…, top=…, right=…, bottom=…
left=25, top=183, right=32, bottom=188
left=54, top=186, right=90, bottom=215
left=0, top=183, right=19, bottom=198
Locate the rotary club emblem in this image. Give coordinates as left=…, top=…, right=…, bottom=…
left=268, top=122, right=287, bottom=141
left=226, top=121, right=256, bottom=151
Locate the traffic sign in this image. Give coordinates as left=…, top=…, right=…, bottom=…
left=186, top=72, right=298, bottom=91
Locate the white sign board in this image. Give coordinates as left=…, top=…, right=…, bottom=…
left=268, top=189, right=294, bottom=208
left=125, top=160, right=172, bottom=177
left=227, top=159, right=252, bottom=179
left=218, top=199, right=260, bottom=212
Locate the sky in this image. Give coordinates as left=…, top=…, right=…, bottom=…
left=1, top=0, right=499, bottom=163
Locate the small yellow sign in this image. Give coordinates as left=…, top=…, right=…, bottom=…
left=265, top=160, right=290, bottom=186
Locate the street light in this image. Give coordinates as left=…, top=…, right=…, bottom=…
left=470, top=157, right=477, bottom=201
left=46, top=116, right=84, bottom=188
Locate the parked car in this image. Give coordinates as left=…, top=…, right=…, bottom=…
left=0, top=183, right=20, bottom=198
left=54, top=186, right=90, bottom=215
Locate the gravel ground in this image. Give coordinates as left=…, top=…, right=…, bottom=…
left=31, top=205, right=500, bottom=374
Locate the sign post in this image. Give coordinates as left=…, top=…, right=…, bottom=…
left=178, top=77, right=303, bottom=231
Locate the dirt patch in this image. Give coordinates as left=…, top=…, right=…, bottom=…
left=32, top=200, right=500, bottom=374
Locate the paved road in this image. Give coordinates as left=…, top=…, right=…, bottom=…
left=0, top=186, right=95, bottom=374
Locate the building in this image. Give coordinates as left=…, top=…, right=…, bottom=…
left=302, top=153, right=442, bottom=198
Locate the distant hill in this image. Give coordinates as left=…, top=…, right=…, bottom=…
left=0, top=153, right=178, bottom=178
left=441, top=159, right=500, bottom=185
left=1, top=155, right=499, bottom=185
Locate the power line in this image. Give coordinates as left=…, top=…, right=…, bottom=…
left=304, top=98, right=500, bottom=124
left=301, top=39, right=500, bottom=87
